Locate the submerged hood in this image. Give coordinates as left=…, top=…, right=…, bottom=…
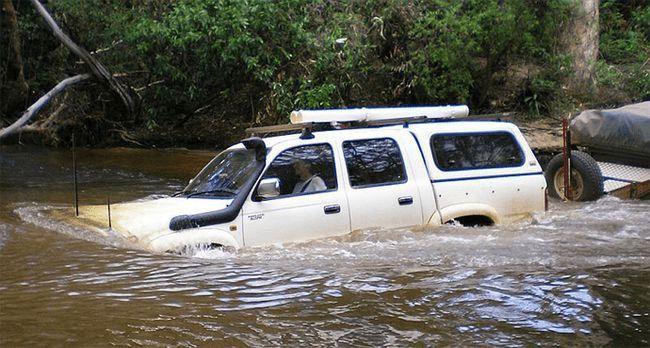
left=78, top=197, right=232, bottom=245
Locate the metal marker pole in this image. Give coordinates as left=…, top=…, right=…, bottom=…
left=72, top=133, right=79, bottom=216
left=562, top=118, right=569, bottom=201
left=107, top=196, right=112, bottom=229
left=566, top=125, right=573, bottom=200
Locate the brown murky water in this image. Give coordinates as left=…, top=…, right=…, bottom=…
left=1, top=145, right=649, bottom=346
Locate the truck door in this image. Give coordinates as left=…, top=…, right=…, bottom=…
left=242, top=142, right=350, bottom=246
left=340, top=136, right=423, bottom=230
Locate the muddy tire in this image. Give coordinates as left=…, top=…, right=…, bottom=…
left=545, top=151, right=604, bottom=201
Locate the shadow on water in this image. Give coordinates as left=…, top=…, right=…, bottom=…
left=1, top=145, right=649, bottom=346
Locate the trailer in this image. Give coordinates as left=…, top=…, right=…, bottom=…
left=598, top=161, right=650, bottom=199
left=545, top=102, right=650, bottom=201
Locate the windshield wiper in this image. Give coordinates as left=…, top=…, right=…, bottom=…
left=184, top=188, right=238, bottom=198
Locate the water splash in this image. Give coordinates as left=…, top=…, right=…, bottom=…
left=2, top=146, right=649, bottom=346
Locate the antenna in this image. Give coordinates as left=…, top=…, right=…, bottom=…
left=299, top=125, right=315, bottom=139
left=72, top=133, right=79, bottom=216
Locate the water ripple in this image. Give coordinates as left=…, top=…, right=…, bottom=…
left=2, top=147, right=650, bottom=346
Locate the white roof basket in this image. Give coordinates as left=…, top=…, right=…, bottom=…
left=290, top=105, right=469, bottom=124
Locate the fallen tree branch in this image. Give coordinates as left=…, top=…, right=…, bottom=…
left=109, top=128, right=144, bottom=147
left=0, top=74, right=91, bottom=140
left=174, top=101, right=218, bottom=128
left=91, top=39, right=123, bottom=55
left=29, top=0, right=137, bottom=117
left=112, top=70, right=148, bottom=78
left=134, top=79, right=165, bottom=92
left=32, top=92, right=70, bottom=129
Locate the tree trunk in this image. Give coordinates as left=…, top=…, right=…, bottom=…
left=1, top=0, right=29, bottom=117
left=29, top=0, right=137, bottom=117
left=564, top=0, right=600, bottom=91
left=0, top=73, right=91, bottom=140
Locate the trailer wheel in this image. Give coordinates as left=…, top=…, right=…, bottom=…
left=545, top=151, right=604, bottom=201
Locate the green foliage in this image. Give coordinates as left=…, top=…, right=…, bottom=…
left=407, top=2, right=478, bottom=102
left=406, top=0, right=549, bottom=105
left=600, top=0, right=649, bottom=63
left=125, top=0, right=575, bottom=122
left=124, top=0, right=316, bottom=121
left=598, top=0, right=649, bottom=101
left=8, top=0, right=649, bottom=145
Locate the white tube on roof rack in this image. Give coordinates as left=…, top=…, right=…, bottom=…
left=289, top=105, right=469, bottom=124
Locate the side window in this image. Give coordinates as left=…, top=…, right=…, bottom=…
left=343, top=138, right=407, bottom=188
left=261, top=144, right=336, bottom=196
left=431, top=132, right=524, bottom=171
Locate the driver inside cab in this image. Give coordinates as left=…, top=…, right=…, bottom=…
left=292, top=159, right=327, bottom=194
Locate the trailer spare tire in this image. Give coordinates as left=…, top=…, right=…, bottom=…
left=545, top=151, right=604, bottom=201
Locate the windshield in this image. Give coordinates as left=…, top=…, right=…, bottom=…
left=181, top=148, right=258, bottom=198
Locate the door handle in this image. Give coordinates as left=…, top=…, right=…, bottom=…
left=398, top=196, right=413, bottom=205
left=324, top=204, right=341, bottom=214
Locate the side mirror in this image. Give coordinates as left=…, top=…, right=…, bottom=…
left=257, top=178, right=280, bottom=199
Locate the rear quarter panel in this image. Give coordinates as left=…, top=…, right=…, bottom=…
left=412, top=122, right=546, bottom=224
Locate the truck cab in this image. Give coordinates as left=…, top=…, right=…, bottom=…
left=241, top=127, right=433, bottom=246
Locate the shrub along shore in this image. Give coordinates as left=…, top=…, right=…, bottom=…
left=1, top=0, right=648, bottom=148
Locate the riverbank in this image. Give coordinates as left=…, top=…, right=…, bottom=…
left=1, top=113, right=566, bottom=172
left=2, top=112, right=565, bottom=151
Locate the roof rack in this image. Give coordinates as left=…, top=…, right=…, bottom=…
left=246, top=115, right=430, bottom=138
left=245, top=113, right=514, bottom=138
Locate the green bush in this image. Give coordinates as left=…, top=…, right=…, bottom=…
left=598, top=0, right=649, bottom=101
left=125, top=0, right=575, bottom=121
left=6, top=0, right=648, bottom=145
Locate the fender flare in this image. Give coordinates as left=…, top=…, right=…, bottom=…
left=427, top=203, right=501, bottom=225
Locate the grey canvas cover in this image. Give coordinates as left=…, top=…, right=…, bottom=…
left=570, top=102, right=650, bottom=164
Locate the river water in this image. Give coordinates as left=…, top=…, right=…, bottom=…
left=1, top=145, right=649, bottom=346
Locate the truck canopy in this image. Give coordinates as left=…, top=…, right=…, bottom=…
left=570, top=102, right=650, bottom=167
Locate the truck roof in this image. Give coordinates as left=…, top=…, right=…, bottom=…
left=256, top=120, right=519, bottom=147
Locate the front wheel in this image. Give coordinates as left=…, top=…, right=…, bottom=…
left=545, top=151, right=604, bottom=201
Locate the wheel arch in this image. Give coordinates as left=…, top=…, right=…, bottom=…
left=429, top=203, right=501, bottom=226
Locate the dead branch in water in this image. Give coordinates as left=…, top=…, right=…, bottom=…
left=109, top=128, right=144, bottom=147
left=0, top=74, right=91, bottom=140
left=29, top=0, right=137, bottom=117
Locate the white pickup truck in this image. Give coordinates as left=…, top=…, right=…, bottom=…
left=79, top=106, right=547, bottom=253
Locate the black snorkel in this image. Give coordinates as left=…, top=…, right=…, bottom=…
left=168, top=137, right=266, bottom=231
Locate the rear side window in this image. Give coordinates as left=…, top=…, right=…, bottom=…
left=343, top=138, right=407, bottom=188
left=431, top=132, right=524, bottom=171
